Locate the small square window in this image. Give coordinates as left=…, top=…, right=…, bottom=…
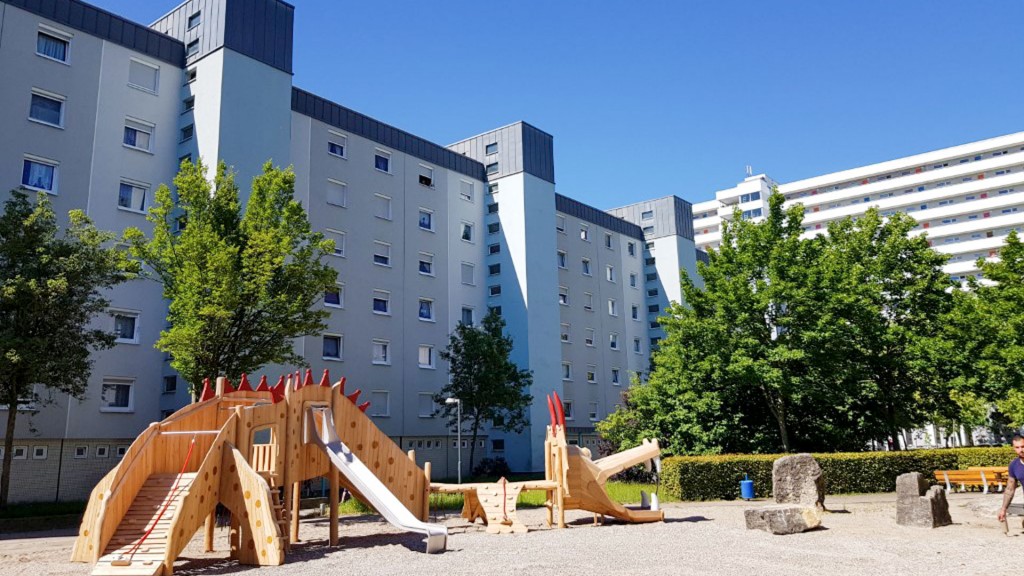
left=328, top=138, right=346, bottom=158
left=489, top=285, right=502, bottom=297
left=373, top=241, right=391, bottom=266
left=95, top=445, right=109, bottom=458
left=580, top=226, right=590, bottom=241
left=586, top=367, right=597, bottom=383
left=372, top=340, right=390, bottom=365
left=372, top=290, right=390, bottom=315
left=375, top=151, right=391, bottom=173
left=461, top=263, right=475, bottom=285
left=123, top=119, right=153, bottom=152
left=187, top=11, right=202, bottom=29
left=184, top=68, right=197, bottom=83
left=488, top=222, right=500, bottom=234
left=488, top=263, right=501, bottom=276
left=488, top=243, right=501, bottom=255
left=419, top=165, right=434, bottom=187
left=182, top=96, right=195, bottom=113
left=325, top=285, right=344, bottom=307
left=418, top=253, right=434, bottom=276
left=100, top=378, right=134, bottom=412
left=116, top=446, right=128, bottom=458
left=374, top=195, right=392, bottom=220
left=29, top=91, right=64, bottom=127
left=186, top=39, right=199, bottom=58
left=486, top=162, right=499, bottom=175
left=487, top=183, right=499, bottom=195
left=118, top=181, right=148, bottom=212
left=33, top=446, right=48, bottom=460
left=37, top=30, right=69, bottom=63
left=418, top=345, right=435, bottom=368
left=326, top=230, right=345, bottom=257
left=487, top=202, right=499, bottom=214
left=162, top=376, right=177, bottom=394
left=485, top=142, right=498, bottom=155
left=327, top=180, right=347, bottom=207
left=74, top=445, right=88, bottom=459
left=22, top=158, right=58, bottom=193
left=641, top=210, right=654, bottom=220
left=589, top=402, right=599, bottom=421
left=323, top=335, right=343, bottom=360
left=418, top=298, right=435, bottom=321
left=113, top=312, right=139, bottom=343
left=12, top=446, right=27, bottom=460
left=128, top=59, right=159, bottom=93
left=460, top=181, right=474, bottom=202
left=180, top=124, right=194, bottom=142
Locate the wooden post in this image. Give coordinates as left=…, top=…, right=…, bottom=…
left=215, top=376, right=227, bottom=396
left=423, top=461, right=432, bottom=521
left=328, top=469, right=339, bottom=546
left=290, top=482, right=301, bottom=542
left=204, top=512, right=215, bottom=552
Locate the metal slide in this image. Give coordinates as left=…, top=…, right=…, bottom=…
left=305, top=408, right=447, bottom=553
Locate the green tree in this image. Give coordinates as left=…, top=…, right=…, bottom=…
left=0, top=191, right=137, bottom=506
left=434, top=310, right=533, bottom=472
left=125, top=160, right=337, bottom=393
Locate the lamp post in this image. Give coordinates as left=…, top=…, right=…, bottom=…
left=446, top=397, right=462, bottom=483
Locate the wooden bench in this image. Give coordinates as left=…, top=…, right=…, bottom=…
left=933, top=469, right=1005, bottom=493
left=968, top=466, right=1010, bottom=492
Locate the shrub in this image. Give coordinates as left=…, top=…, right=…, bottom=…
left=662, top=446, right=1014, bottom=501
left=471, top=457, right=512, bottom=479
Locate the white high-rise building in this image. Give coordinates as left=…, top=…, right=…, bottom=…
left=0, top=0, right=701, bottom=502
left=693, top=132, right=1024, bottom=281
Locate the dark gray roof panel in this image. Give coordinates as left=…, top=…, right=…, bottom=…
left=6, top=0, right=185, bottom=66
left=223, top=0, right=292, bottom=74
left=673, top=196, right=695, bottom=240
left=555, top=194, right=644, bottom=241
left=696, top=249, right=710, bottom=264
left=291, top=87, right=487, bottom=181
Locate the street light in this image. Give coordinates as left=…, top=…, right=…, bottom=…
left=446, top=397, right=462, bottom=483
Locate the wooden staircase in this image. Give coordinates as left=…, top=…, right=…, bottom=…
left=260, top=472, right=290, bottom=552
left=93, top=473, right=196, bottom=576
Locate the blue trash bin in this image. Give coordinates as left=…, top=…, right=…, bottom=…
left=740, top=474, right=755, bottom=500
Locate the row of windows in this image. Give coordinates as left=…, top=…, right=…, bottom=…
left=321, top=335, right=436, bottom=368
left=0, top=444, right=129, bottom=460
left=557, top=288, right=641, bottom=318
left=555, top=216, right=635, bottom=254
left=555, top=251, right=632, bottom=283
left=560, top=363, right=624, bottom=387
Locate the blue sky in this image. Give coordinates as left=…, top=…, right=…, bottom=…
left=99, top=0, right=1022, bottom=209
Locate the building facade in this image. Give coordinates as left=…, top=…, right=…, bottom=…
left=0, top=0, right=702, bottom=502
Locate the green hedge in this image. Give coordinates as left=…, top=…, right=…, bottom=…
left=662, top=447, right=1015, bottom=501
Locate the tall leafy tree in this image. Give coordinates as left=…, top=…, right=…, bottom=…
left=125, top=160, right=337, bottom=393
left=0, top=191, right=137, bottom=506
left=434, top=310, right=533, bottom=471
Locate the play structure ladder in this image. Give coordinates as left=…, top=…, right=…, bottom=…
left=92, top=473, right=197, bottom=576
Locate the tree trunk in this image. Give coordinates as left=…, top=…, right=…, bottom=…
left=1, top=401, right=18, bottom=507
left=761, top=387, right=791, bottom=452
left=468, top=419, right=481, bottom=475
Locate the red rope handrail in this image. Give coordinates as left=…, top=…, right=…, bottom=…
left=115, top=435, right=197, bottom=565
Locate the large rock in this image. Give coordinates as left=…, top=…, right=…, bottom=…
left=773, top=453, right=825, bottom=510
left=896, top=472, right=952, bottom=528
left=744, top=505, right=821, bottom=534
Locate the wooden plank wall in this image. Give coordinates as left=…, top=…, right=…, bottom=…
left=219, top=443, right=285, bottom=566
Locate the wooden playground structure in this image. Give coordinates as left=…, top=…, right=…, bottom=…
left=71, top=375, right=664, bottom=575
left=432, top=391, right=665, bottom=533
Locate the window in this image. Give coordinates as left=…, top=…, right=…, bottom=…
left=608, top=299, right=618, bottom=316
left=585, top=328, right=595, bottom=346
left=461, top=262, right=475, bottom=285
left=372, top=340, right=391, bottom=365
left=414, top=164, right=434, bottom=187
left=610, top=333, right=619, bottom=349
left=29, top=90, right=64, bottom=127
left=187, top=11, right=202, bottom=29
left=326, top=230, right=345, bottom=257
left=323, top=335, right=343, bottom=360
left=74, top=446, right=88, bottom=459
left=113, top=311, right=139, bottom=343
left=485, top=142, right=498, bottom=155
left=586, top=366, right=597, bottom=383
left=184, top=68, right=197, bottom=83
left=37, top=29, right=69, bottom=62
left=488, top=243, right=501, bottom=255
left=327, top=180, right=347, bottom=207
left=418, top=253, right=434, bottom=276
left=629, top=273, right=638, bottom=288
left=418, top=345, right=435, bottom=368
left=488, top=222, right=500, bottom=234
left=180, top=124, right=194, bottom=142
left=372, top=290, right=390, bottom=315
left=100, top=378, right=134, bottom=412
left=460, top=181, right=474, bottom=202
left=488, top=263, right=501, bottom=276
left=487, top=183, right=499, bottom=195
left=373, top=241, right=391, bottom=266
left=641, top=210, right=654, bottom=220
left=560, top=323, right=571, bottom=343
left=486, top=163, right=499, bottom=175
left=328, top=136, right=346, bottom=158
left=627, top=242, right=636, bottom=256
left=558, top=286, right=569, bottom=305
left=186, top=40, right=199, bottom=58
left=611, top=368, right=621, bottom=385
left=581, top=259, right=592, bottom=275
left=605, top=233, right=613, bottom=249
left=418, top=298, right=435, bottom=321
left=418, top=208, right=433, bottom=230
left=580, top=225, right=590, bottom=241
left=556, top=215, right=566, bottom=233
left=647, top=288, right=659, bottom=297
left=606, top=265, right=616, bottom=282
left=645, top=257, right=656, bottom=266
left=461, top=222, right=474, bottom=242
left=461, top=307, right=474, bottom=326
left=646, top=272, right=657, bottom=281
left=162, top=376, right=177, bottom=394
left=128, top=59, right=159, bottom=93
left=563, top=401, right=574, bottom=420
left=557, top=251, right=567, bottom=268
left=117, top=181, right=148, bottom=212
left=369, top=391, right=390, bottom=416
left=633, top=338, right=642, bottom=353
left=589, top=402, right=599, bottom=421
left=583, top=292, right=594, bottom=311
left=415, top=391, right=436, bottom=414
left=489, top=284, right=502, bottom=296
left=11, top=446, right=27, bottom=460
left=562, top=362, right=572, bottom=381
left=374, top=194, right=392, bottom=220
left=492, top=439, right=505, bottom=451
left=374, top=150, right=391, bottom=172
left=642, top=226, right=654, bottom=235
left=21, top=158, right=57, bottom=193
left=182, top=96, right=195, bottom=113
left=325, top=284, right=343, bottom=308
left=123, top=119, right=153, bottom=152
left=33, top=446, right=48, bottom=460
left=631, top=305, right=639, bottom=320
left=95, top=445, right=109, bottom=458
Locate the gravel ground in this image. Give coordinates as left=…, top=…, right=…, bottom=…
left=0, top=492, right=1016, bottom=576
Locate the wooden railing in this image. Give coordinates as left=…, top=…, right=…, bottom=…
left=251, top=444, right=277, bottom=475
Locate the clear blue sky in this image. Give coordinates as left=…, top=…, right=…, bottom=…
left=98, top=0, right=1023, bottom=209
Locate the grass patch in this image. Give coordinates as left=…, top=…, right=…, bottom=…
left=0, top=500, right=86, bottom=519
